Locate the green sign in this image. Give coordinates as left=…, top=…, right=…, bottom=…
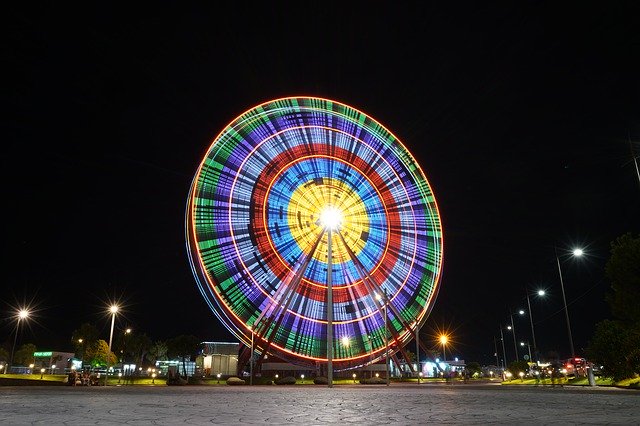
left=33, top=351, right=53, bottom=357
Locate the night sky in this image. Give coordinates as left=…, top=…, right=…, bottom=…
left=3, top=2, right=639, bottom=365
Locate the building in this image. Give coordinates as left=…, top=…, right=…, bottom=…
left=196, top=341, right=239, bottom=377
left=32, top=351, right=75, bottom=373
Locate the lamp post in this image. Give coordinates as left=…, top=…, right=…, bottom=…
left=555, top=247, right=583, bottom=358
left=499, top=327, right=507, bottom=368
left=249, top=325, right=254, bottom=386
left=439, top=335, right=448, bottom=362
left=106, top=304, right=119, bottom=386
left=507, top=316, right=518, bottom=361
left=415, top=321, right=421, bottom=381
left=384, top=290, right=389, bottom=386
left=520, top=341, right=532, bottom=360
left=525, top=289, right=545, bottom=362
left=8, top=308, right=30, bottom=374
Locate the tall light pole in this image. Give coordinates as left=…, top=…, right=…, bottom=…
left=384, top=289, right=389, bottom=386
left=520, top=341, right=532, bottom=360
left=249, top=325, right=254, bottom=386
left=508, top=314, right=518, bottom=361
left=555, top=247, right=583, bottom=358
left=415, top=322, right=420, bottom=381
left=439, top=334, right=448, bottom=362
left=526, top=289, right=545, bottom=362
left=8, top=308, right=30, bottom=374
left=106, top=304, right=119, bottom=386
left=499, top=327, right=507, bottom=368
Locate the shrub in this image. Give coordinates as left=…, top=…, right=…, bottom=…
left=313, top=376, right=328, bottom=385
left=360, top=377, right=386, bottom=385
left=275, top=376, right=296, bottom=385
left=226, top=377, right=246, bottom=385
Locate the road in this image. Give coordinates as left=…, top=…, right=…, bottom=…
left=0, top=382, right=638, bottom=425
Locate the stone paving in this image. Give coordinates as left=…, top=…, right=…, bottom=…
left=0, top=382, right=638, bottom=425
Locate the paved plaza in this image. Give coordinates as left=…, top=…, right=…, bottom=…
left=0, top=382, right=638, bottom=425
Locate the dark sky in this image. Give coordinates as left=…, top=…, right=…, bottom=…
left=3, top=2, right=639, bottom=365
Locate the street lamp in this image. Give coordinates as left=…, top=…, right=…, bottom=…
left=525, top=288, right=545, bottom=362
left=8, top=308, right=30, bottom=374
left=507, top=309, right=525, bottom=360
left=555, top=247, right=583, bottom=358
left=499, top=327, right=507, bottom=368
left=106, top=304, right=119, bottom=386
left=439, top=335, right=448, bottom=362
left=520, top=341, right=532, bottom=361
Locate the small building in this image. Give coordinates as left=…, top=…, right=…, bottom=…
left=32, top=351, right=75, bottom=373
left=196, top=341, right=239, bottom=377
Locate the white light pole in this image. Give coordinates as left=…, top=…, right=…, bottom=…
left=508, top=314, right=518, bottom=361
left=520, top=341, right=532, bottom=360
left=384, top=290, right=389, bottom=386
left=526, top=289, right=545, bottom=362
left=555, top=247, right=583, bottom=358
left=106, top=304, right=118, bottom=386
left=439, top=335, right=448, bottom=362
left=249, top=325, right=254, bottom=386
left=9, top=309, right=30, bottom=374
left=415, top=322, right=420, bottom=382
left=499, top=327, right=507, bottom=368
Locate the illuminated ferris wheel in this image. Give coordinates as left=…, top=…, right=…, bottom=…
left=186, top=97, right=443, bottom=370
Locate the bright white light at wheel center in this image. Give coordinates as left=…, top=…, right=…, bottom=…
left=320, top=207, right=342, bottom=230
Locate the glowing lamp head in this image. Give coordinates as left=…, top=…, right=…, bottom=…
left=341, top=336, right=350, bottom=347
left=537, top=289, right=546, bottom=296
left=518, top=310, right=525, bottom=315
left=572, top=248, right=583, bottom=257
left=319, top=207, right=342, bottom=230
left=439, top=335, right=448, bottom=345
left=110, top=305, right=119, bottom=314
left=18, top=309, right=29, bottom=320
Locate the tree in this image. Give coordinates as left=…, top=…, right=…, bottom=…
left=604, top=233, right=640, bottom=325
left=129, top=333, right=152, bottom=367
left=146, top=340, right=168, bottom=365
left=466, top=361, right=481, bottom=377
left=507, top=360, right=529, bottom=377
left=167, top=335, right=200, bottom=377
left=71, top=323, right=99, bottom=362
left=587, top=233, right=640, bottom=381
left=85, top=339, right=117, bottom=367
left=14, top=343, right=37, bottom=366
left=587, top=320, right=640, bottom=382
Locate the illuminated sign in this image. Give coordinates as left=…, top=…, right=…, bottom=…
left=33, top=351, right=53, bottom=357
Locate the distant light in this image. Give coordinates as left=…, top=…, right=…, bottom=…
left=454, top=357, right=458, bottom=362
left=18, top=309, right=29, bottom=320
left=439, top=335, right=448, bottom=345
left=507, top=325, right=512, bottom=330
left=537, top=290, right=546, bottom=296
left=572, top=248, right=583, bottom=257
left=518, top=310, right=525, bottom=315
left=110, top=305, right=119, bottom=314
left=125, top=328, right=132, bottom=334
left=520, top=342, right=525, bottom=346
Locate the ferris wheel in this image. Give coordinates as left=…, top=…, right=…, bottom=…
left=186, top=97, right=443, bottom=370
